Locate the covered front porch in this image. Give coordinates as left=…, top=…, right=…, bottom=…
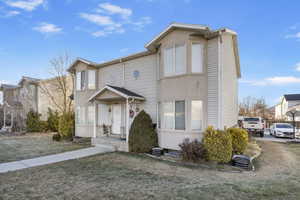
left=88, top=85, right=145, bottom=150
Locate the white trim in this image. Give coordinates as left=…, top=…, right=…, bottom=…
left=126, top=98, right=129, bottom=142
left=88, top=85, right=145, bottom=102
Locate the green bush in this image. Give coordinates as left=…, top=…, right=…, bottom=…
left=26, top=110, right=45, bottom=132
left=203, top=126, right=232, bottom=163
left=227, top=128, right=248, bottom=154
left=47, top=108, right=59, bottom=132
left=179, top=138, right=206, bottom=162
left=129, top=110, right=158, bottom=153
left=58, top=112, right=75, bottom=139
left=52, top=133, right=61, bottom=141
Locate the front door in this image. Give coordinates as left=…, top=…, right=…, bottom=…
left=112, top=104, right=122, bottom=134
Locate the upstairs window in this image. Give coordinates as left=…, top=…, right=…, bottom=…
left=76, top=71, right=86, bottom=91
left=163, top=43, right=186, bottom=77
left=192, top=43, right=203, bottom=73
left=88, top=70, right=96, bottom=90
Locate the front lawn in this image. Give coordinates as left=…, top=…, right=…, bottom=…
left=0, top=141, right=300, bottom=200
left=0, top=133, right=90, bottom=163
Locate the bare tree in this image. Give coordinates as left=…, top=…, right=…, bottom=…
left=239, top=96, right=272, bottom=119
left=39, top=53, right=74, bottom=115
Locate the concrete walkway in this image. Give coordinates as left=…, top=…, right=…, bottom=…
left=0, top=146, right=114, bottom=174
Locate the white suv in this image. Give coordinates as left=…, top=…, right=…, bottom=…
left=242, top=117, right=265, bottom=137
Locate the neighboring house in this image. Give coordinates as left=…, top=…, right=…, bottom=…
left=0, top=75, right=73, bottom=130
left=275, top=94, right=300, bottom=121
left=68, top=22, right=241, bottom=150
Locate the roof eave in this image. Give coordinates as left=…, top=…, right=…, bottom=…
left=145, top=23, right=210, bottom=50
left=67, top=58, right=97, bottom=73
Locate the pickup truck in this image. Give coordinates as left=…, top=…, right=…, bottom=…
left=242, top=117, right=264, bottom=137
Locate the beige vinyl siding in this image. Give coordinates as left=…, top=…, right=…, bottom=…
left=207, top=37, right=219, bottom=128
left=221, top=34, right=238, bottom=128
left=124, top=54, right=157, bottom=122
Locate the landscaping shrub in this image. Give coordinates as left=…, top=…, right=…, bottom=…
left=52, top=133, right=61, bottom=141
left=58, top=112, right=75, bottom=139
left=47, top=108, right=59, bottom=132
left=26, top=110, right=44, bottom=132
left=129, top=110, right=158, bottom=153
left=227, top=128, right=248, bottom=154
left=203, top=126, right=232, bottom=163
left=179, top=138, right=206, bottom=162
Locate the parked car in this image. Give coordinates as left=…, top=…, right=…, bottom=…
left=242, top=117, right=264, bottom=137
left=270, top=123, right=296, bottom=138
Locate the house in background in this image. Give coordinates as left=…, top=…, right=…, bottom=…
left=275, top=94, right=300, bottom=121
left=68, top=22, right=241, bottom=150
left=0, top=76, right=73, bottom=131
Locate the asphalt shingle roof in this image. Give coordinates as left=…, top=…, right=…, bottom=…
left=107, top=85, right=144, bottom=98
left=284, top=94, right=300, bottom=101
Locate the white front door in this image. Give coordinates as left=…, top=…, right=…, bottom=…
left=112, top=104, right=122, bottom=134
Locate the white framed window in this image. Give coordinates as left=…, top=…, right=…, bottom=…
left=87, top=105, right=95, bottom=124
left=175, top=44, right=186, bottom=75
left=88, top=70, right=96, bottom=90
left=161, top=101, right=186, bottom=130
left=163, top=47, right=173, bottom=76
left=162, top=102, right=174, bottom=129
left=76, top=72, right=81, bottom=90
left=76, top=71, right=86, bottom=90
left=76, top=107, right=81, bottom=124
left=192, top=43, right=203, bottom=73
left=175, top=101, right=185, bottom=130
left=163, top=43, right=186, bottom=77
left=191, top=100, right=203, bottom=130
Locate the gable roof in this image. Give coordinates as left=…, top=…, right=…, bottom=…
left=68, top=22, right=241, bottom=78
left=88, top=85, right=145, bottom=102
left=145, top=22, right=210, bottom=50
left=0, top=84, right=19, bottom=91
left=67, top=58, right=97, bottom=72
left=284, top=94, right=300, bottom=101
left=18, top=76, right=41, bottom=85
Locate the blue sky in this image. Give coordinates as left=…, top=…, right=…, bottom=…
left=1, top=0, right=300, bottom=106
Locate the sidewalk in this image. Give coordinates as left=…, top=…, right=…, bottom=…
left=0, top=146, right=114, bottom=174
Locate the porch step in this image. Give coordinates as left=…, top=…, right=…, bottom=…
left=92, top=137, right=129, bottom=152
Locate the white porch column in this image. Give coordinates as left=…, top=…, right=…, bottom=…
left=93, top=101, right=97, bottom=138
left=126, top=98, right=129, bottom=142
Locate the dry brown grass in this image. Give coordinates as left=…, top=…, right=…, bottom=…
left=0, top=140, right=300, bottom=200
left=0, top=133, right=90, bottom=163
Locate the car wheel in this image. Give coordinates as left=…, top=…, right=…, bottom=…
left=274, top=131, right=277, bottom=138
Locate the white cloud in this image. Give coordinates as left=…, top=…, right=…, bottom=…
left=295, top=62, right=300, bottom=71
left=33, top=22, right=62, bottom=34
left=131, top=16, right=152, bottom=31
left=4, top=0, right=45, bottom=11
left=79, top=3, right=152, bottom=37
left=241, top=76, right=300, bottom=86
left=5, top=10, right=20, bottom=17
left=97, top=3, right=132, bottom=19
left=80, top=13, right=116, bottom=26
left=285, top=32, right=300, bottom=39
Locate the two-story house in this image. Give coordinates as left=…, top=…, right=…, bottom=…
left=275, top=94, right=300, bottom=121
left=68, top=23, right=241, bottom=150
left=0, top=75, right=73, bottom=131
